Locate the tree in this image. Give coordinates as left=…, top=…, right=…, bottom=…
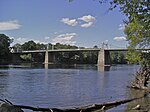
left=0, top=34, right=13, bottom=63
left=100, top=0, right=150, bottom=89
left=111, top=51, right=127, bottom=64
left=93, top=45, right=98, bottom=49
left=12, top=43, right=22, bottom=52
left=36, top=43, right=46, bottom=50
left=21, top=40, right=37, bottom=50
left=54, top=43, right=78, bottom=49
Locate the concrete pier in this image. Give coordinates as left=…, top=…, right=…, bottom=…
left=97, top=49, right=111, bottom=66
left=44, top=50, right=49, bottom=64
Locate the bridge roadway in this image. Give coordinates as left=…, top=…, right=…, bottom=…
left=12, top=48, right=150, bottom=54
left=11, top=48, right=150, bottom=66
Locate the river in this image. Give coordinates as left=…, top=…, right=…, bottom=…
left=0, top=64, right=149, bottom=112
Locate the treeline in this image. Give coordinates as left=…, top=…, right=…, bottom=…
left=110, top=51, right=127, bottom=64
left=0, top=33, right=127, bottom=64
left=12, top=41, right=79, bottom=52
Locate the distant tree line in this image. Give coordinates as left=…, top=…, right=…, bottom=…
left=0, top=33, right=127, bottom=64
left=110, top=51, right=127, bottom=64
left=12, top=40, right=79, bottom=52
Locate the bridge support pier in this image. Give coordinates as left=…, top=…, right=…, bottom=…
left=97, top=49, right=111, bottom=66
left=44, top=51, right=57, bottom=64
left=44, top=50, right=49, bottom=64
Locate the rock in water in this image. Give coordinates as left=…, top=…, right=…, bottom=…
left=0, top=103, right=24, bottom=112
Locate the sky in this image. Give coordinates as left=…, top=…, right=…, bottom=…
left=0, top=0, right=128, bottom=48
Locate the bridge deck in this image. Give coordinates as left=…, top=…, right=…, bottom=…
left=12, top=48, right=150, bottom=54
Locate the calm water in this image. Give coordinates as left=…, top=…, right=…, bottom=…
left=0, top=64, right=149, bottom=112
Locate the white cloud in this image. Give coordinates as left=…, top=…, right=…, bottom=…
left=52, top=33, right=77, bottom=45
left=28, top=39, right=47, bottom=44
left=10, top=36, right=14, bottom=40
left=80, top=22, right=93, bottom=28
left=11, top=37, right=27, bottom=45
left=61, top=18, right=78, bottom=26
left=16, top=37, right=27, bottom=43
left=119, top=24, right=125, bottom=30
left=0, top=20, right=21, bottom=31
left=78, top=15, right=95, bottom=28
left=113, top=36, right=126, bottom=41
left=54, top=32, right=58, bottom=34
left=78, top=15, right=95, bottom=23
left=45, top=36, right=50, bottom=39
left=60, top=15, right=96, bottom=28
left=10, top=36, right=48, bottom=46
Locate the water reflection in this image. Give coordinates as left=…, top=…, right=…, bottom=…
left=0, top=64, right=149, bottom=112
left=97, top=65, right=111, bottom=71
left=44, top=63, right=48, bottom=69
left=0, top=71, right=9, bottom=98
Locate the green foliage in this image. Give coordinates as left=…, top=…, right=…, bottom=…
left=12, top=43, right=22, bottom=52
left=0, top=34, right=13, bottom=63
left=21, top=40, right=37, bottom=50
left=20, top=54, right=32, bottom=61
left=36, top=43, right=46, bottom=50
left=54, top=43, right=78, bottom=49
left=100, top=0, right=150, bottom=67
left=59, top=51, right=98, bottom=64
left=140, top=52, right=150, bottom=68
left=13, top=42, right=47, bottom=52
left=14, top=41, right=78, bottom=51
left=111, top=51, right=127, bottom=64
left=125, top=50, right=140, bottom=64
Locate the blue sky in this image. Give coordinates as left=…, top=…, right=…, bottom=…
left=0, top=0, right=127, bottom=48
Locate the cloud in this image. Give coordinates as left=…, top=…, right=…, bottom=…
left=52, top=33, right=77, bottom=45
left=118, top=24, right=125, bottom=30
left=15, top=37, right=29, bottom=44
left=54, top=32, right=58, bottom=34
left=60, top=15, right=96, bottom=28
left=79, top=15, right=95, bottom=28
left=113, top=36, right=126, bottom=41
left=61, top=18, right=78, bottom=26
left=9, top=36, right=14, bottom=40
left=45, top=36, right=50, bottom=40
left=0, top=20, right=21, bottom=31
left=14, top=37, right=47, bottom=45
left=80, top=22, right=93, bottom=28
left=16, top=37, right=27, bottom=43
left=78, top=15, right=95, bottom=23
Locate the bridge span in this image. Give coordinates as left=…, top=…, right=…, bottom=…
left=13, top=48, right=139, bottom=53
left=11, top=48, right=150, bottom=66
